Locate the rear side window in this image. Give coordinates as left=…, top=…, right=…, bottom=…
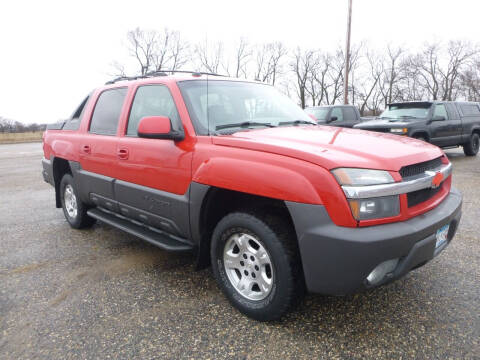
left=331, top=107, right=343, bottom=121
left=446, top=103, right=460, bottom=119
left=460, top=104, right=480, bottom=116
left=127, top=85, right=181, bottom=136
left=89, top=88, right=127, bottom=135
left=433, top=104, right=449, bottom=119
left=63, top=95, right=90, bottom=131
left=342, top=107, right=356, bottom=120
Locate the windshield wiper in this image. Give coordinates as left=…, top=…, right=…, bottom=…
left=278, top=120, right=317, bottom=126
left=215, top=121, right=275, bottom=131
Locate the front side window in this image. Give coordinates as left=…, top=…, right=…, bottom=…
left=433, top=104, right=449, bottom=119
left=178, top=80, right=314, bottom=135
left=331, top=107, right=343, bottom=121
left=127, top=85, right=181, bottom=136
left=89, top=88, right=127, bottom=135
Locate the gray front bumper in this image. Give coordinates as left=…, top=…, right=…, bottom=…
left=286, top=187, right=462, bottom=295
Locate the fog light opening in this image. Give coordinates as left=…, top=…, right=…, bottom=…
left=366, top=258, right=399, bottom=286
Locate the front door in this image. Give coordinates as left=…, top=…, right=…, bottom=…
left=114, top=84, right=193, bottom=238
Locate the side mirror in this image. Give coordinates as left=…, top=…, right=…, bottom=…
left=431, top=115, right=446, bottom=122
left=328, top=116, right=338, bottom=123
left=137, top=116, right=184, bottom=141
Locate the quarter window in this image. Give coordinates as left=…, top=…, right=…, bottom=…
left=127, top=85, right=181, bottom=136
left=460, top=104, right=480, bottom=115
left=89, top=88, right=127, bottom=135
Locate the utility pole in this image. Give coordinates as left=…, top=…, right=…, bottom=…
left=343, top=0, right=353, bottom=104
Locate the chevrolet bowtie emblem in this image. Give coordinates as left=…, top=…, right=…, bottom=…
left=425, top=170, right=444, bottom=189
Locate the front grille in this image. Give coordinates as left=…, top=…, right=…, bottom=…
left=407, top=186, right=442, bottom=207
left=366, top=127, right=390, bottom=133
left=400, top=157, right=443, bottom=179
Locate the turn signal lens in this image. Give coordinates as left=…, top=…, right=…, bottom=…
left=332, top=168, right=394, bottom=186
left=390, top=128, right=408, bottom=134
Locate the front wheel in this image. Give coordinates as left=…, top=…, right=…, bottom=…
left=60, top=174, right=95, bottom=229
left=463, top=133, right=479, bottom=156
left=210, top=212, right=304, bottom=321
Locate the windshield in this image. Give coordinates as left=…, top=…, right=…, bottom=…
left=178, top=80, right=315, bottom=135
left=380, top=103, right=431, bottom=120
left=305, top=108, right=329, bottom=121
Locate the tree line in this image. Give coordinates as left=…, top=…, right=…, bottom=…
left=0, top=116, right=46, bottom=133
left=115, top=27, right=480, bottom=115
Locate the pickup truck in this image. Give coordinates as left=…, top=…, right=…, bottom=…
left=354, top=101, right=480, bottom=156
left=305, top=104, right=365, bottom=128
left=42, top=73, right=462, bottom=321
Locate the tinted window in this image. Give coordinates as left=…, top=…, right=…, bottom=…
left=342, top=107, right=356, bottom=120
left=460, top=104, right=480, bottom=115
left=89, top=88, right=127, bottom=135
left=127, top=85, right=180, bottom=136
left=331, top=107, right=343, bottom=121
left=433, top=104, right=448, bottom=119
left=446, top=103, right=460, bottom=119
left=64, top=95, right=90, bottom=131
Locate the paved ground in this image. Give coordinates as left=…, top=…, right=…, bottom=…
left=0, top=142, right=479, bottom=359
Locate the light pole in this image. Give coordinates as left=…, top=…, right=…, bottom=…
left=343, top=0, right=353, bottom=104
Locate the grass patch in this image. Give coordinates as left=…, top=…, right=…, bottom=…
left=0, top=131, right=43, bottom=144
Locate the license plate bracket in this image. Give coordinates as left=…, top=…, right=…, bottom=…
left=435, top=224, right=450, bottom=251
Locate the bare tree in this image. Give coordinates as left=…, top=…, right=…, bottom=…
left=358, top=50, right=384, bottom=115
left=439, top=40, right=478, bottom=101
left=254, top=42, right=287, bottom=85
left=126, top=28, right=157, bottom=75
left=291, top=48, right=318, bottom=108
left=195, top=39, right=225, bottom=74
left=461, top=56, right=480, bottom=101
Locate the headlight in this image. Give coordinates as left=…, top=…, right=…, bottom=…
left=348, top=196, right=400, bottom=220
left=332, top=168, right=399, bottom=220
left=332, top=168, right=394, bottom=186
left=390, top=128, right=408, bottom=134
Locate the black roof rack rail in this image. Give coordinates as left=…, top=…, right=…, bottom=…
left=105, top=70, right=227, bottom=85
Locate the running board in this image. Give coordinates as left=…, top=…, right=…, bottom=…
left=87, top=208, right=193, bottom=252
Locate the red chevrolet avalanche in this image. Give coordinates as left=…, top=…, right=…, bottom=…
left=42, top=72, right=462, bottom=321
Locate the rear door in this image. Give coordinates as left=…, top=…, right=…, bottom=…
left=77, top=87, right=128, bottom=212
left=114, top=83, right=193, bottom=238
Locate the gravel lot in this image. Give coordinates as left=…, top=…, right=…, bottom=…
left=0, top=142, right=479, bottom=359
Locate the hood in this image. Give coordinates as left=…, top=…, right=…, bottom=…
left=212, top=125, right=443, bottom=171
left=355, top=118, right=425, bottom=128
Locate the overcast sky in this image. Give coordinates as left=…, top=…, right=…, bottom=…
left=1, top=0, right=479, bottom=124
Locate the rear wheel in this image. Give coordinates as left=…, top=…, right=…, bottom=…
left=210, top=212, right=304, bottom=321
left=60, top=174, right=95, bottom=229
left=463, top=133, right=479, bottom=156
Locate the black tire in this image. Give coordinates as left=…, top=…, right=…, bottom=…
left=414, top=135, right=427, bottom=142
left=210, top=212, right=304, bottom=321
left=60, top=173, right=95, bottom=229
left=463, top=133, right=479, bottom=156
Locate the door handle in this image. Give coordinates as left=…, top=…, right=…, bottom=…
left=117, top=148, right=129, bottom=160
left=82, top=145, right=91, bottom=154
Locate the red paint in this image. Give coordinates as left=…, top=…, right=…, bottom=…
left=43, top=75, right=451, bottom=228
left=138, top=116, right=171, bottom=137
